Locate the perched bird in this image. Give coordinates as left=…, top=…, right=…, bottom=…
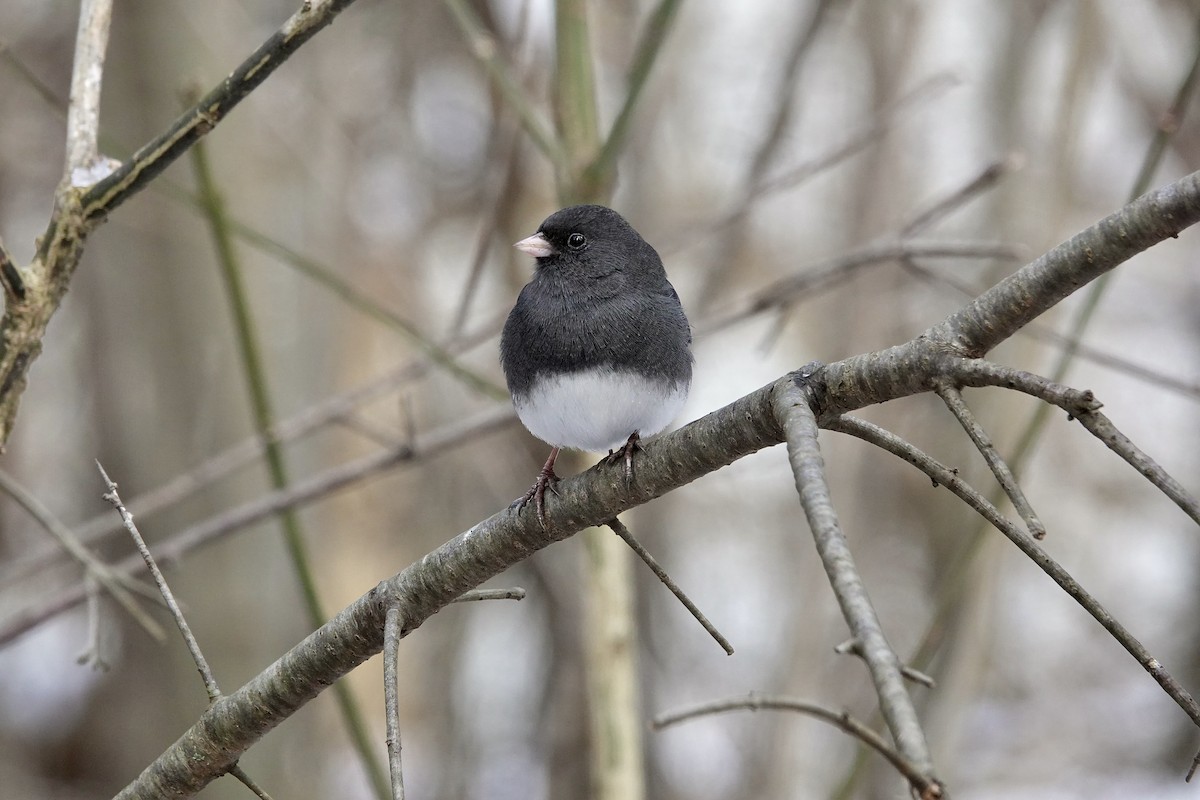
left=501, top=204, right=693, bottom=526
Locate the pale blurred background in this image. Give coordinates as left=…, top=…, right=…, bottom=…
left=1, top=1, right=1199, bottom=798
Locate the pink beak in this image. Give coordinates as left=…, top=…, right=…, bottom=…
left=513, top=232, right=554, bottom=258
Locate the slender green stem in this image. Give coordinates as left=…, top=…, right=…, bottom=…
left=189, top=138, right=390, bottom=800
left=440, top=0, right=566, bottom=173
left=554, top=0, right=603, bottom=202
left=160, top=181, right=506, bottom=400
left=586, top=0, right=683, bottom=189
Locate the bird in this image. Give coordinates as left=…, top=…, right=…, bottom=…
left=500, top=204, right=693, bottom=527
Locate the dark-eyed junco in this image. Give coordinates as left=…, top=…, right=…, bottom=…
left=501, top=204, right=693, bottom=525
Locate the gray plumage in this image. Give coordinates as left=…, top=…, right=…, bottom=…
left=501, top=205, right=692, bottom=453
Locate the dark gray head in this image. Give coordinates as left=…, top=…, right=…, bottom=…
left=513, top=204, right=666, bottom=291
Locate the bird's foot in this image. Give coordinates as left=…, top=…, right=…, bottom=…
left=604, top=432, right=642, bottom=485
left=513, top=447, right=561, bottom=529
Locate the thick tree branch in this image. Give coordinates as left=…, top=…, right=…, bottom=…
left=113, top=384, right=784, bottom=798
left=818, top=169, right=1200, bottom=417
left=109, top=168, right=1200, bottom=796
left=926, top=172, right=1200, bottom=359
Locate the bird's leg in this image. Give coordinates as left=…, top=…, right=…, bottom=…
left=513, top=446, right=561, bottom=528
left=604, top=432, right=642, bottom=484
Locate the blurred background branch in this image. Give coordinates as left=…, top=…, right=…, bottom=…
left=1, top=2, right=1199, bottom=799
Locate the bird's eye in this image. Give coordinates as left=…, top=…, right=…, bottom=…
left=567, top=233, right=586, bottom=250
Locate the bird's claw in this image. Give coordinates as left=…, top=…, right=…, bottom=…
left=514, top=447, right=561, bottom=529
left=604, top=432, right=642, bottom=485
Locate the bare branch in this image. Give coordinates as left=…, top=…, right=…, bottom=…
left=945, top=358, right=1103, bottom=414
left=440, top=0, right=564, bottom=171
left=834, top=638, right=936, bottom=688
left=383, top=606, right=406, bottom=800
left=63, top=0, right=112, bottom=183
left=1073, top=409, right=1200, bottom=527
left=772, top=376, right=938, bottom=784
left=943, top=359, right=1200, bottom=527
left=606, top=517, right=733, bottom=655
left=0, top=237, right=22, bottom=303
left=0, top=469, right=164, bottom=641
left=700, top=240, right=1020, bottom=337
left=227, top=767, right=274, bottom=800
left=922, top=172, right=1200, bottom=361
left=0, top=0, right=369, bottom=451
left=900, top=155, right=1021, bottom=236
left=80, top=0, right=362, bottom=224
left=935, top=381, right=1046, bottom=539
left=451, top=588, right=527, bottom=603
left=101, top=167, right=1200, bottom=795
left=97, top=461, right=221, bottom=704
left=110, top=378, right=785, bottom=798
left=0, top=405, right=518, bottom=646
left=827, top=414, right=1200, bottom=736
left=651, top=693, right=943, bottom=800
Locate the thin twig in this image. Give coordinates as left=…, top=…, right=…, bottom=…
left=440, top=0, right=565, bottom=172
left=447, top=118, right=522, bottom=340
left=772, top=381, right=938, bottom=784
left=1073, top=410, right=1200, bottom=527
left=1022, top=324, right=1200, bottom=402
left=743, top=74, right=958, bottom=216
left=97, top=461, right=221, bottom=704
left=80, top=0, right=363, bottom=223
left=0, top=469, right=165, bottom=640
left=76, top=578, right=109, bottom=670
left=452, top=588, right=527, bottom=603
left=228, top=766, right=274, bottom=800
left=651, top=693, right=943, bottom=799
left=901, top=260, right=1200, bottom=403
left=98, top=462, right=277, bottom=798
left=942, top=359, right=1200, bottom=526
left=827, top=414, right=1200, bottom=736
left=935, top=381, right=1047, bottom=539
left=900, top=155, right=1021, bottom=236
left=834, top=639, right=936, bottom=688
left=206, top=205, right=505, bottom=400
left=691, top=0, right=839, bottom=309
left=0, top=405, right=518, bottom=646
left=586, top=0, right=684, bottom=185
left=63, top=0, right=112, bottom=182
left=383, top=606, right=406, bottom=800
left=944, top=358, right=1103, bottom=415
left=606, top=518, right=733, bottom=655
left=42, top=324, right=499, bottom=565
left=700, top=240, right=1019, bottom=336
left=0, top=236, right=23, bottom=302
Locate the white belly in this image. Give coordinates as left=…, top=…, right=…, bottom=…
left=514, top=367, right=689, bottom=452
